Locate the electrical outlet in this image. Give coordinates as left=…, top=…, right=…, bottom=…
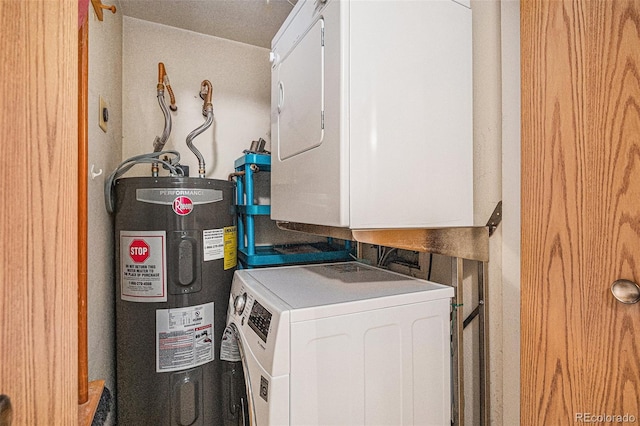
left=99, top=95, right=108, bottom=132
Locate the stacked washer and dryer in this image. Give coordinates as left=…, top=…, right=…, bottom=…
left=224, top=0, right=474, bottom=422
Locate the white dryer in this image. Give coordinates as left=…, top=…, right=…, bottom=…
left=223, top=262, right=454, bottom=425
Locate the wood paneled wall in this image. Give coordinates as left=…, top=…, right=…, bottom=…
left=0, top=0, right=78, bottom=423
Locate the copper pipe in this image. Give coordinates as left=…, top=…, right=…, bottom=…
left=165, top=78, right=177, bottom=111
left=201, top=80, right=213, bottom=109
left=158, top=63, right=177, bottom=111
left=77, top=18, right=89, bottom=405
left=90, top=0, right=116, bottom=21
left=228, top=171, right=245, bottom=181
left=186, top=80, right=214, bottom=178
left=157, top=62, right=166, bottom=89
left=152, top=62, right=176, bottom=170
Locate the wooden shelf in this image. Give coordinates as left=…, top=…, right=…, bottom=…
left=275, top=223, right=489, bottom=262
left=78, top=380, right=105, bottom=426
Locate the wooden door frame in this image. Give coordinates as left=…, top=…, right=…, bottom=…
left=0, top=1, right=78, bottom=423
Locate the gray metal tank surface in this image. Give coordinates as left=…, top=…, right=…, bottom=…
left=114, top=177, right=236, bottom=426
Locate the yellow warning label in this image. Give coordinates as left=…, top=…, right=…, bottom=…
left=223, top=226, right=237, bottom=270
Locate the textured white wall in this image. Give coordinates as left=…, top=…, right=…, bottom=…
left=470, top=0, right=504, bottom=424
left=468, top=1, right=521, bottom=423
left=470, top=2, right=521, bottom=423
left=501, top=1, right=521, bottom=424
left=122, top=17, right=272, bottom=180
left=87, top=3, right=123, bottom=423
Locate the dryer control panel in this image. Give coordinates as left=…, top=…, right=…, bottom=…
left=227, top=271, right=292, bottom=378
left=248, top=300, right=272, bottom=343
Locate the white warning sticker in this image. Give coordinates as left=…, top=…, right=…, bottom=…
left=203, top=228, right=224, bottom=261
left=156, top=302, right=214, bottom=373
left=220, top=325, right=241, bottom=362
left=120, top=230, right=167, bottom=302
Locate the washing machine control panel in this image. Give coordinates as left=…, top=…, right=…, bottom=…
left=248, top=300, right=272, bottom=343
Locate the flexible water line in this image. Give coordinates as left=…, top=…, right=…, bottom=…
left=186, top=80, right=214, bottom=178
left=153, top=88, right=172, bottom=153
left=186, top=107, right=213, bottom=178
left=104, top=150, right=183, bottom=214
left=152, top=63, right=177, bottom=176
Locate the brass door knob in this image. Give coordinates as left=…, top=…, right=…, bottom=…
left=611, top=279, right=640, bottom=304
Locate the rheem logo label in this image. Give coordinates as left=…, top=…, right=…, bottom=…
left=173, top=196, right=193, bottom=216
left=129, top=239, right=150, bottom=263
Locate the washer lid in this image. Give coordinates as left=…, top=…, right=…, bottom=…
left=242, top=262, right=453, bottom=321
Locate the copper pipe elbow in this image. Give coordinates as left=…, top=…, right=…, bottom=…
left=201, top=80, right=213, bottom=108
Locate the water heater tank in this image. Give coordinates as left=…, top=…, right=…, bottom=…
left=114, top=177, right=236, bottom=425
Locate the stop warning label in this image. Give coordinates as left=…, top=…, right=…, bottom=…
left=129, top=239, right=150, bottom=263
left=120, top=230, right=167, bottom=303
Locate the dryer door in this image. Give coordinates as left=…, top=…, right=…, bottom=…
left=275, top=18, right=325, bottom=161
left=221, top=324, right=254, bottom=426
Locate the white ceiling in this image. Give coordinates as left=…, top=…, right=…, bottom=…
left=117, top=0, right=297, bottom=49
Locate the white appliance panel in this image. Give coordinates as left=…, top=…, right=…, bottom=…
left=244, top=262, right=453, bottom=321
left=365, top=324, right=403, bottom=424
left=271, top=0, right=348, bottom=227
left=227, top=262, right=453, bottom=425
left=228, top=274, right=291, bottom=377
left=349, top=0, right=473, bottom=227
left=412, top=313, right=451, bottom=424
left=277, top=18, right=325, bottom=160
left=270, top=0, right=473, bottom=228
left=289, top=298, right=451, bottom=425
left=232, top=323, right=290, bottom=425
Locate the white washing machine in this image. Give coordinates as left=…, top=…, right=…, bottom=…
left=223, top=262, right=454, bottom=425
